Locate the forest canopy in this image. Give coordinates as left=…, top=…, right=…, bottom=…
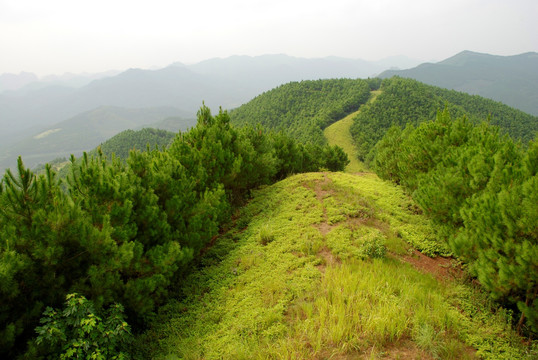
left=230, top=78, right=374, bottom=145
left=350, top=77, right=538, bottom=161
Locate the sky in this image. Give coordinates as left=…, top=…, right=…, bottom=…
left=1, top=0, right=537, bottom=76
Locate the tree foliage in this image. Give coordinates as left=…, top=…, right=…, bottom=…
left=230, top=79, right=371, bottom=145
left=351, top=77, right=538, bottom=162
left=34, top=293, right=132, bottom=359
left=372, top=109, right=538, bottom=334
left=94, top=128, right=176, bottom=160
left=0, top=104, right=348, bottom=358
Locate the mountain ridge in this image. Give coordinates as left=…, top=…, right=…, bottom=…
left=380, top=51, right=538, bottom=115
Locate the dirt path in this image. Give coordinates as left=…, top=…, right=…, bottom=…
left=323, top=90, right=380, bottom=173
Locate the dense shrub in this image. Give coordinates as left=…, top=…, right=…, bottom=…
left=372, top=109, right=538, bottom=334
left=34, top=294, right=132, bottom=359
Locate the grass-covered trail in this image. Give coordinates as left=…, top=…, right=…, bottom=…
left=324, top=90, right=381, bottom=173
left=139, top=171, right=533, bottom=359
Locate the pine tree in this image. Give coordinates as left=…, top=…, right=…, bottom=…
left=0, top=158, right=86, bottom=356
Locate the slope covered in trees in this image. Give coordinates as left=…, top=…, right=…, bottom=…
left=0, top=105, right=349, bottom=358
left=371, top=109, right=538, bottom=335
left=2, top=75, right=537, bottom=358
left=94, top=128, right=176, bottom=160
left=350, top=77, right=538, bottom=161
left=229, top=79, right=374, bottom=145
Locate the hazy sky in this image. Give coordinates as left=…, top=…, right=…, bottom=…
left=1, top=0, right=536, bottom=76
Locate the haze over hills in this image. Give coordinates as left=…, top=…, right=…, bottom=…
left=0, top=54, right=420, bottom=94
left=0, top=54, right=421, bottom=172
left=0, top=55, right=419, bottom=135
left=2, top=51, right=538, bottom=173
left=0, top=72, right=39, bottom=92
left=380, top=51, right=538, bottom=115
left=0, top=106, right=192, bottom=171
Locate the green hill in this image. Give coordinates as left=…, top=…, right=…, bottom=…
left=350, top=77, right=538, bottom=160
left=379, top=51, right=538, bottom=116
left=229, top=79, right=373, bottom=145
left=93, top=128, right=176, bottom=160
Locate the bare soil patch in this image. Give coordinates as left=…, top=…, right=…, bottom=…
left=373, top=339, right=435, bottom=360
left=316, top=246, right=341, bottom=272
left=315, top=222, right=334, bottom=236
left=401, top=250, right=464, bottom=282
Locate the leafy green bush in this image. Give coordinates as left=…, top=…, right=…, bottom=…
left=359, top=233, right=387, bottom=259
left=35, top=294, right=132, bottom=360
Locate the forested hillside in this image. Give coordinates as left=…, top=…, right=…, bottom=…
left=350, top=77, right=538, bottom=161
left=0, top=105, right=349, bottom=358
left=1, top=75, right=537, bottom=358
left=93, top=128, right=176, bottom=160
left=230, top=79, right=375, bottom=145
left=371, top=109, right=538, bottom=336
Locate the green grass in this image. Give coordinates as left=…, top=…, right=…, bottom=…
left=138, top=172, right=536, bottom=359
left=323, top=90, right=381, bottom=173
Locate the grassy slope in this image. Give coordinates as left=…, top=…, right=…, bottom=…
left=323, top=90, right=381, bottom=173
left=141, top=171, right=533, bottom=359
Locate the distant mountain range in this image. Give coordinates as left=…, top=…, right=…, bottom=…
left=0, top=72, right=39, bottom=92
left=380, top=51, right=538, bottom=115
left=1, top=51, right=537, bottom=172
left=0, top=54, right=423, bottom=171
left=0, top=54, right=420, bottom=93
left=0, top=55, right=421, bottom=141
